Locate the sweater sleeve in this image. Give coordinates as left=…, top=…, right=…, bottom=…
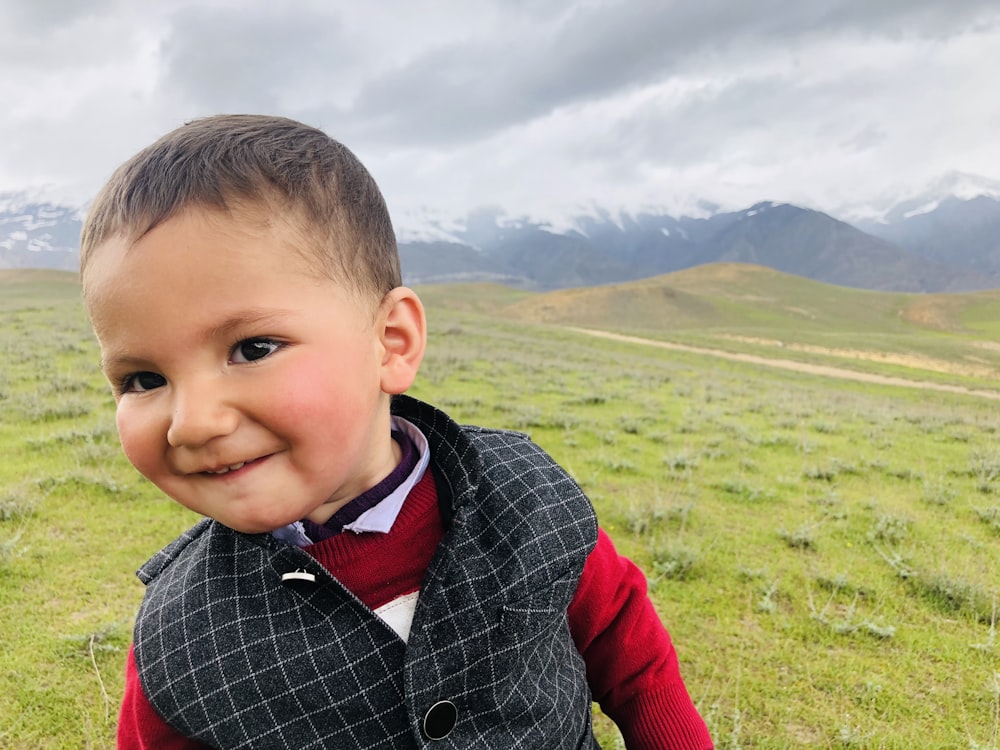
left=568, top=528, right=713, bottom=750
left=117, top=644, right=213, bottom=750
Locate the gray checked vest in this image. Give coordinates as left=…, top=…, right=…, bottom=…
left=133, top=395, right=601, bottom=749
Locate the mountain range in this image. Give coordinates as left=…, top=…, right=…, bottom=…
left=4, top=171, right=1000, bottom=293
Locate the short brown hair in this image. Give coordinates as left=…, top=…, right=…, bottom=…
left=80, top=114, right=400, bottom=300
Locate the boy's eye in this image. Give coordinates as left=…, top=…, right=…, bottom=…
left=122, top=372, right=167, bottom=393
left=230, top=338, right=281, bottom=364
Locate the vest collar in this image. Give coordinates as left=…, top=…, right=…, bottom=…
left=390, top=395, right=482, bottom=523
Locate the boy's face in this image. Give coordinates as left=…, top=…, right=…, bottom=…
left=85, top=206, right=416, bottom=533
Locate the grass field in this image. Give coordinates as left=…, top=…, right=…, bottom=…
left=2, top=267, right=999, bottom=748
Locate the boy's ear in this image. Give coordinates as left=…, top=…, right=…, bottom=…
left=378, top=287, right=427, bottom=395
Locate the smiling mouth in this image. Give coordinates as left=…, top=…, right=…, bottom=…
left=205, top=461, right=248, bottom=475
left=201, top=455, right=272, bottom=476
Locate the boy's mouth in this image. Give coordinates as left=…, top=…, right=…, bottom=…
left=200, top=455, right=269, bottom=476
left=205, top=461, right=247, bottom=475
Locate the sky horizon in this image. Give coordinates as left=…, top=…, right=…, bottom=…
left=2, top=1, right=999, bottom=235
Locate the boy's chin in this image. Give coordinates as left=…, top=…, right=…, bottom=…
left=211, top=514, right=299, bottom=536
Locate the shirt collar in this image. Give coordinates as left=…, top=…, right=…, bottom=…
left=270, top=416, right=429, bottom=547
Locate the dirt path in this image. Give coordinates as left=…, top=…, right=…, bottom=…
left=572, top=328, right=1000, bottom=402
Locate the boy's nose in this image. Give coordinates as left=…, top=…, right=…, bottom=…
left=166, top=381, right=240, bottom=448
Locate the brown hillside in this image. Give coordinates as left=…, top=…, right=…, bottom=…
left=899, top=296, right=969, bottom=333
left=505, top=274, right=723, bottom=328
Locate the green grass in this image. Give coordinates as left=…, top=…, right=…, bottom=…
left=3, top=270, right=1000, bottom=748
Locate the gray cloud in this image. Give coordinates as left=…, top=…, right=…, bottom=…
left=341, top=0, right=1000, bottom=148
left=1, top=0, right=999, bottom=223
left=1, top=0, right=119, bottom=35
left=157, top=5, right=357, bottom=114
left=0, top=0, right=138, bottom=68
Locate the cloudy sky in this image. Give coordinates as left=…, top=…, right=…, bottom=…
left=2, top=0, right=999, bottom=234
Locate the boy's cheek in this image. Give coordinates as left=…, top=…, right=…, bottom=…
left=115, top=408, right=158, bottom=478
left=277, top=350, right=382, bottom=416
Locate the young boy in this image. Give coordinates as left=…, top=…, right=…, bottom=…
left=80, top=114, right=713, bottom=749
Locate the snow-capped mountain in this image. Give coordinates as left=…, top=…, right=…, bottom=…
left=0, top=193, right=82, bottom=272
left=398, top=200, right=995, bottom=292
left=854, top=172, right=1000, bottom=277
left=875, top=171, right=1000, bottom=222
left=4, top=174, right=1000, bottom=292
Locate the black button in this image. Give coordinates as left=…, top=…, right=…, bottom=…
left=422, top=699, right=458, bottom=740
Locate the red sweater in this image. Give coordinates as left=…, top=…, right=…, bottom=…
left=117, top=472, right=712, bottom=749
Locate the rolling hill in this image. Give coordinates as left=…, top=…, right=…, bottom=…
left=499, top=263, right=955, bottom=333
left=426, top=263, right=1000, bottom=382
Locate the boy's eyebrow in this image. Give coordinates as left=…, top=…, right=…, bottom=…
left=99, top=351, right=151, bottom=375
left=205, top=308, right=296, bottom=340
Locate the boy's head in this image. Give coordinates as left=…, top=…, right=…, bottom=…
left=81, top=115, right=426, bottom=534
left=80, top=113, right=400, bottom=305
